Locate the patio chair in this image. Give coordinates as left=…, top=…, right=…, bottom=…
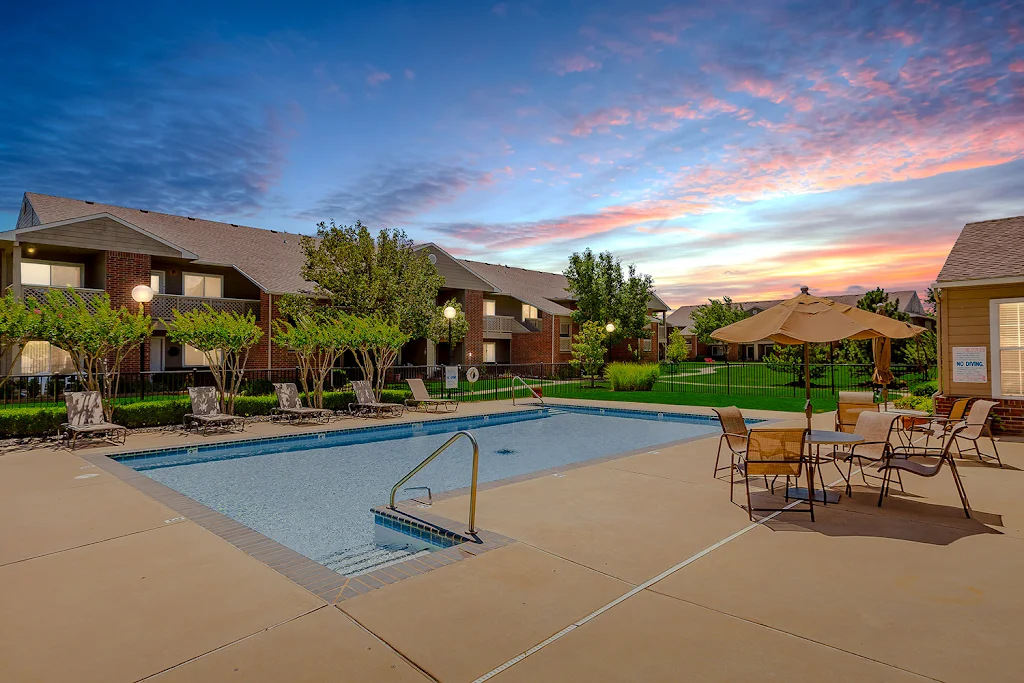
left=185, top=387, right=246, bottom=435
left=712, top=406, right=748, bottom=479
left=58, top=391, right=128, bottom=450
left=951, top=399, right=1002, bottom=467
left=836, top=411, right=900, bottom=496
left=914, top=397, right=971, bottom=446
left=271, top=383, right=334, bottom=424
left=404, top=377, right=458, bottom=413
left=735, top=428, right=813, bottom=521
left=835, top=391, right=878, bottom=433
left=878, top=423, right=972, bottom=518
left=348, top=380, right=404, bottom=418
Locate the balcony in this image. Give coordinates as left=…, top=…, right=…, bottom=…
left=483, top=315, right=531, bottom=339
left=152, top=294, right=260, bottom=321
left=19, top=285, right=106, bottom=313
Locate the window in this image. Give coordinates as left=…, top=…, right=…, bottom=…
left=522, top=304, right=539, bottom=320
left=150, top=271, right=166, bottom=294
left=21, top=260, right=83, bottom=288
left=711, top=345, right=724, bottom=357
left=483, top=342, right=496, bottom=363
left=559, top=318, right=571, bottom=352
left=643, top=338, right=652, bottom=353
left=17, top=341, right=75, bottom=374
left=183, top=273, right=223, bottom=298
left=183, top=344, right=209, bottom=367
left=483, top=300, right=496, bottom=316
left=993, top=299, right=1024, bottom=397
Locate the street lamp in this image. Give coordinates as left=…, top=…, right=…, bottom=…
left=443, top=305, right=457, bottom=364
left=131, top=284, right=155, bottom=388
left=605, top=322, right=616, bottom=334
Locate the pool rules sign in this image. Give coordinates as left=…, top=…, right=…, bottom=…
left=952, top=347, right=987, bottom=383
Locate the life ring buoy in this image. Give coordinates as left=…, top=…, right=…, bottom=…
left=466, top=367, right=480, bottom=383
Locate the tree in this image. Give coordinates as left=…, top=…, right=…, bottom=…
left=690, top=297, right=750, bottom=345
left=166, top=306, right=263, bottom=415
left=38, top=291, right=152, bottom=420
left=274, top=311, right=356, bottom=409
left=298, top=220, right=444, bottom=338
left=570, top=321, right=608, bottom=387
left=763, top=343, right=829, bottom=385
left=857, top=288, right=910, bottom=322
left=426, top=298, right=470, bottom=358
left=563, top=248, right=655, bottom=346
left=0, top=293, right=41, bottom=390
left=665, top=329, right=691, bottom=363
left=351, top=316, right=411, bottom=400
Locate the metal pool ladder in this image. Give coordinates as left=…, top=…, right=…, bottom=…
left=511, top=375, right=546, bottom=405
left=389, top=431, right=480, bottom=534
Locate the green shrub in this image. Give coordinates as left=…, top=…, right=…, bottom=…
left=605, top=362, right=661, bottom=391
left=910, top=380, right=938, bottom=397
left=239, top=379, right=277, bottom=396
left=893, top=394, right=933, bottom=413
left=0, top=389, right=413, bottom=437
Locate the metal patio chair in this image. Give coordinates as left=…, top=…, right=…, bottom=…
left=837, top=411, right=900, bottom=496
left=835, top=391, right=878, bottom=433
left=712, top=406, right=748, bottom=479
left=878, top=423, right=972, bottom=518
left=736, top=427, right=813, bottom=521
left=951, top=399, right=1002, bottom=467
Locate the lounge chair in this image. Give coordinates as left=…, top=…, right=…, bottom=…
left=735, top=428, right=813, bottom=521
left=835, top=391, right=878, bottom=433
left=404, top=378, right=458, bottom=413
left=183, top=386, right=245, bottom=435
left=951, top=399, right=1002, bottom=467
left=712, top=406, right=748, bottom=479
left=58, top=391, right=128, bottom=449
left=836, top=411, right=899, bottom=496
left=878, top=423, right=972, bottom=518
left=349, top=380, right=404, bottom=418
left=270, top=383, right=335, bottom=424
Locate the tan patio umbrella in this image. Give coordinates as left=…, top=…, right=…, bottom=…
left=711, top=287, right=926, bottom=432
left=872, top=337, right=894, bottom=404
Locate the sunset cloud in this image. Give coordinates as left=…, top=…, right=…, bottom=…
left=555, top=55, right=601, bottom=75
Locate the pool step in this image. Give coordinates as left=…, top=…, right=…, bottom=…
left=319, top=543, right=432, bottom=577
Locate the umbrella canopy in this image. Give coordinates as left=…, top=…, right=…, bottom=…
left=711, top=288, right=926, bottom=345
left=872, top=337, right=894, bottom=385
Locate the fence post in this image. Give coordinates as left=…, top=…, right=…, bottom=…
left=830, top=362, right=835, bottom=397
left=726, top=360, right=731, bottom=395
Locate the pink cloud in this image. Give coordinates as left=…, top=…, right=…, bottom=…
left=650, top=30, right=677, bottom=45
left=366, top=70, right=391, bottom=86
left=1010, top=60, right=1024, bottom=73
left=555, top=55, right=601, bottom=75
left=404, top=69, right=416, bottom=80
left=570, top=107, right=632, bottom=136
left=883, top=29, right=919, bottom=47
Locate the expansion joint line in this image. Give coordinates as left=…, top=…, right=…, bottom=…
left=472, top=471, right=856, bottom=683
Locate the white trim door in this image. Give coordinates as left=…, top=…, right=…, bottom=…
left=150, top=337, right=165, bottom=372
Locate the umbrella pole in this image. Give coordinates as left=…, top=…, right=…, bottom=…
left=803, top=342, right=812, bottom=434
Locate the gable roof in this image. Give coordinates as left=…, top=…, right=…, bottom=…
left=667, top=290, right=926, bottom=333
left=460, top=259, right=670, bottom=318
left=18, top=193, right=312, bottom=294
left=936, top=215, right=1024, bottom=285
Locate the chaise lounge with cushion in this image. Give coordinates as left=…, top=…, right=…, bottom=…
left=271, top=383, right=335, bottom=424
left=349, top=380, right=404, bottom=418
left=59, top=391, right=128, bottom=449
left=184, top=386, right=246, bottom=435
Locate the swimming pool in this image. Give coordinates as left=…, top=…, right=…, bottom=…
left=122, top=406, right=755, bottom=576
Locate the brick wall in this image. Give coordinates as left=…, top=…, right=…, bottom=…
left=607, top=323, right=661, bottom=363
left=463, top=289, right=484, bottom=364
left=935, top=394, right=1024, bottom=436
left=105, top=251, right=152, bottom=372
left=511, top=311, right=556, bottom=364
left=247, top=292, right=298, bottom=370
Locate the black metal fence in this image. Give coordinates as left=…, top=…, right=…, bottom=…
left=1, top=361, right=937, bottom=409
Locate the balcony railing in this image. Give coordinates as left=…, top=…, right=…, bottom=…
left=152, top=294, right=260, bottom=320
left=19, top=285, right=106, bottom=313
left=524, top=316, right=543, bottom=332
left=483, top=315, right=516, bottom=334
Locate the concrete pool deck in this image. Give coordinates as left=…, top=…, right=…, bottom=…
left=2, top=398, right=1022, bottom=681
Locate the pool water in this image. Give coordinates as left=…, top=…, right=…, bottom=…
left=124, top=406, right=742, bottom=575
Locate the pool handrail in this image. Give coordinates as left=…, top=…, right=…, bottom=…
left=511, top=375, right=545, bottom=405
left=389, top=430, right=480, bottom=534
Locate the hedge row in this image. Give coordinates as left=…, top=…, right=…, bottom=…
left=0, top=389, right=412, bottom=438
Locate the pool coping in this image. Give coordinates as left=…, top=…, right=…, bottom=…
left=82, top=404, right=778, bottom=604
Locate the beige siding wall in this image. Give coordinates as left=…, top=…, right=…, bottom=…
left=940, top=283, right=1024, bottom=396
left=24, top=218, right=181, bottom=257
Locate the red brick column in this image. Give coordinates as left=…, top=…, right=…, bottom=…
left=247, top=292, right=298, bottom=372
left=463, top=289, right=484, bottom=365
left=511, top=312, right=555, bottom=364
left=106, top=251, right=152, bottom=372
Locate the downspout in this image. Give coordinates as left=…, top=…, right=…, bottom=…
left=551, top=313, right=555, bottom=364
left=934, top=287, right=943, bottom=397
left=267, top=292, right=273, bottom=371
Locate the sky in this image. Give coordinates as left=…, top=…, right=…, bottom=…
left=1, top=0, right=1022, bottom=307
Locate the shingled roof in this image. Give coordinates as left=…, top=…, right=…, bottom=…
left=18, top=193, right=313, bottom=294
left=936, top=215, right=1024, bottom=284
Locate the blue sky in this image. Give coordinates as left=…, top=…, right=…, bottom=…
left=1, top=0, right=1022, bottom=305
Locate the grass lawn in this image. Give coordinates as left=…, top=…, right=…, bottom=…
left=546, top=387, right=835, bottom=413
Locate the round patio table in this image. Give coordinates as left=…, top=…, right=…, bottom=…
left=787, top=430, right=864, bottom=504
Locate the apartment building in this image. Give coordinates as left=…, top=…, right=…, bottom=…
left=0, top=193, right=669, bottom=373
